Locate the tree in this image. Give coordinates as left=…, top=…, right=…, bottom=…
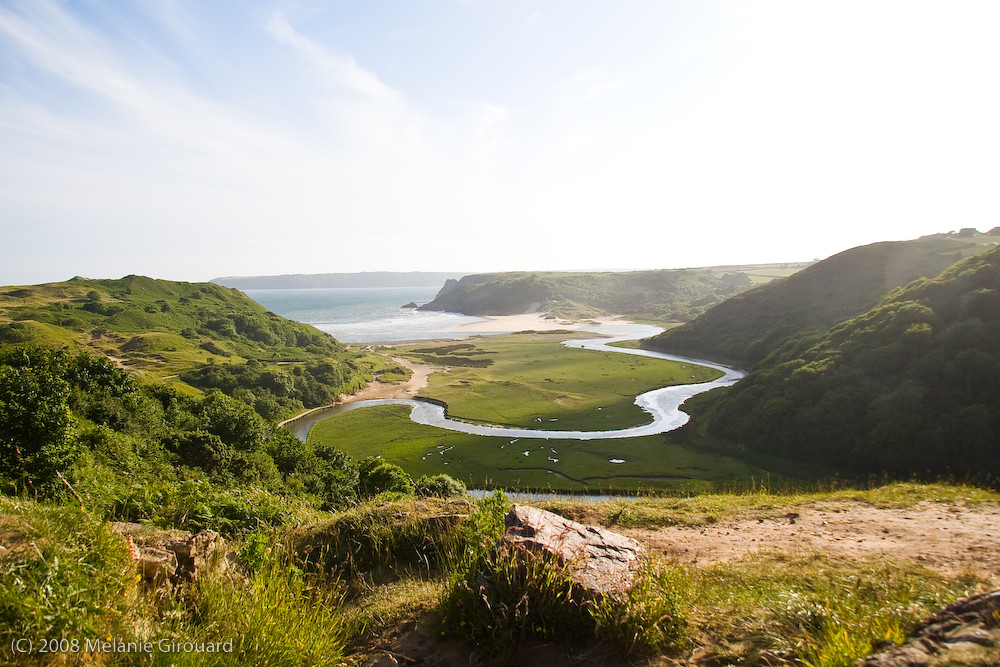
left=0, top=347, right=75, bottom=492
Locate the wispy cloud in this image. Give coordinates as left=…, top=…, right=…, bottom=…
left=1, top=0, right=998, bottom=284
left=265, top=11, right=399, bottom=106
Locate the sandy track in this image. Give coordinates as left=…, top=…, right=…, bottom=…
left=341, top=356, right=437, bottom=402
left=626, top=500, right=1000, bottom=585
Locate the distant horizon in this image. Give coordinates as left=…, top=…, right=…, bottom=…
left=7, top=259, right=823, bottom=288
left=14, top=225, right=1000, bottom=288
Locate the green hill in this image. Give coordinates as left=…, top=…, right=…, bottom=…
left=0, top=275, right=372, bottom=418
left=419, top=268, right=759, bottom=322
left=700, top=246, right=1000, bottom=478
left=642, top=233, right=1000, bottom=368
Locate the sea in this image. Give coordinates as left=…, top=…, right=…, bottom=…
left=245, top=286, right=486, bottom=344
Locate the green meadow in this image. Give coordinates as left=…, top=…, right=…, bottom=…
left=396, top=331, right=721, bottom=430
left=308, top=332, right=768, bottom=492
left=307, top=404, right=776, bottom=492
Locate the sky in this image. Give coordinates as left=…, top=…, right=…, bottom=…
left=1, top=0, right=999, bottom=285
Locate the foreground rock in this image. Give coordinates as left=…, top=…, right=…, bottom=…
left=855, top=590, right=1000, bottom=666
left=501, top=504, right=644, bottom=599
left=111, top=523, right=230, bottom=585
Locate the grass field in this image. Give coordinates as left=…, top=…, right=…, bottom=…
left=308, top=332, right=774, bottom=492
left=395, top=332, right=722, bottom=431
left=307, top=403, right=780, bottom=492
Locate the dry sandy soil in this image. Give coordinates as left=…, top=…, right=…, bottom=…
left=342, top=355, right=437, bottom=402
left=627, top=500, right=1000, bottom=587
left=455, top=313, right=634, bottom=334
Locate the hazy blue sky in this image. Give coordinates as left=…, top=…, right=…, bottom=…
left=2, top=1, right=998, bottom=285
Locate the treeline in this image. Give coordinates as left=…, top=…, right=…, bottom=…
left=0, top=346, right=463, bottom=535
left=703, top=247, right=1000, bottom=478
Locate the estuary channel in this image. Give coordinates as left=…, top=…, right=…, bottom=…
left=283, top=324, right=745, bottom=442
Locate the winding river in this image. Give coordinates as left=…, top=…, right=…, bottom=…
left=284, top=324, right=745, bottom=442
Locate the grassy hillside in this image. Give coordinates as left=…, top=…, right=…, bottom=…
left=419, top=268, right=758, bottom=322
left=0, top=275, right=376, bottom=418
left=700, top=245, right=1000, bottom=478
left=642, top=232, right=1000, bottom=368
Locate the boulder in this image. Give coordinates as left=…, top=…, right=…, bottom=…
left=855, top=589, right=1000, bottom=666
left=138, top=548, right=177, bottom=586
left=500, top=504, right=644, bottom=599
left=111, top=523, right=228, bottom=585
left=165, top=530, right=227, bottom=581
left=400, top=302, right=419, bottom=309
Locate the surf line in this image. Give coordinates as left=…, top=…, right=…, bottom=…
left=284, top=326, right=745, bottom=442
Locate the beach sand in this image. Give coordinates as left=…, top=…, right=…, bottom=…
left=455, top=312, right=634, bottom=333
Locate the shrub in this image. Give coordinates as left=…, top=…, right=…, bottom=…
left=358, top=458, right=414, bottom=498
left=415, top=473, right=467, bottom=498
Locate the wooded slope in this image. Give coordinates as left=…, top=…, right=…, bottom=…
left=642, top=235, right=998, bottom=368
left=703, top=246, right=1000, bottom=477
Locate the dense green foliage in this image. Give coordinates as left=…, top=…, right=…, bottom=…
left=643, top=234, right=1000, bottom=368
left=179, top=357, right=364, bottom=420
left=420, top=268, right=755, bottom=321
left=705, top=247, right=1000, bottom=477
left=0, top=346, right=436, bottom=533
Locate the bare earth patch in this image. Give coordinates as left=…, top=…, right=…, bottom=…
left=344, top=356, right=438, bottom=402
left=625, top=500, right=1000, bottom=586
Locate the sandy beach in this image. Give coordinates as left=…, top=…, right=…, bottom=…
left=455, top=312, right=635, bottom=333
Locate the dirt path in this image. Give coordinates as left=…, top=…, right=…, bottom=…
left=625, top=500, right=1000, bottom=585
left=342, top=356, right=438, bottom=402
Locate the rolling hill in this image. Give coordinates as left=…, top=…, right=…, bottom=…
left=700, top=245, right=1000, bottom=478
left=418, top=268, right=760, bottom=322
left=0, top=275, right=372, bottom=417
left=641, top=232, right=1000, bottom=368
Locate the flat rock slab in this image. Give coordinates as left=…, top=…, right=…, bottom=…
left=501, top=504, right=645, bottom=598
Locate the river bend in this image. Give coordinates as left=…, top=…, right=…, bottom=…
left=284, top=324, right=744, bottom=441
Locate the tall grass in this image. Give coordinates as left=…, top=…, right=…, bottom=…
left=156, top=553, right=351, bottom=667
left=0, top=497, right=351, bottom=666
left=0, top=498, right=143, bottom=649
left=672, top=552, right=982, bottom=666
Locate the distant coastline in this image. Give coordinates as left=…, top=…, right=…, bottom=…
left=212, top=271, right=467, bottom=291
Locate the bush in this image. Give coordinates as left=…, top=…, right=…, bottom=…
left=358, top=457, right=414, bottom=498
left=415, top=474, right=467, bottom=498
left=0, top=347, right=76, bottom=493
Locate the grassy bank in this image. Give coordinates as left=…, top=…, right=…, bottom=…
left=306, top=331, right=757, bottom=492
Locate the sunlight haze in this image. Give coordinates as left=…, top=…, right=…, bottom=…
left=1, top=0, right=998, bottom=285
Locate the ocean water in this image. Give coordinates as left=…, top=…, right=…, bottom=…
left=245, top=286, right=485, bottom=343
